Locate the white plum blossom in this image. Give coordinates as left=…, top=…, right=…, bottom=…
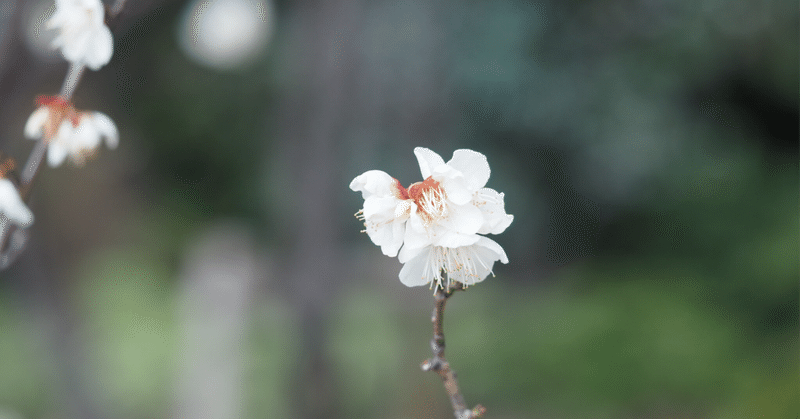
left=350, top=147, right=513, bottom=290
left=25, top=96, right=119, bottom=167
left=0, top=179, right=34, bottom=232
left=47, top=0, right=113, bottom=70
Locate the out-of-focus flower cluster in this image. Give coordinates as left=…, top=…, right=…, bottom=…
left=47, top=0, right=113, bottom=70
left=25, top=95, right=118, bottom=167
left=0, top=0, right=118, bottom=253
left=351, top=147, right=513, bottom=290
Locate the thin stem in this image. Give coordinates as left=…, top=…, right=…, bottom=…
left=420, top=282, right=486, bottom=419
left=59, top=63, right=85, bottom=100
left=20, top=138, right=47, bottom=190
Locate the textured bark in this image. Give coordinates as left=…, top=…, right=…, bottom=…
left=421, top=283, right=486, bottom=419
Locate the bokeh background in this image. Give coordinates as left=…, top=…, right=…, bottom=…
left=0, top=0, right=797, bottom=418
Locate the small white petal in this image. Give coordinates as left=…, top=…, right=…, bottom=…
left=472, top=235, right=509, bottom=264
left=47, top=0, right=113, bottom=69
left=434, top=204, right=483, bottom=247
left=386, top=219, right=406, bottom=256
left=402, top=213, right=433, bottom=251
left=414, top=147, right=445, bottom=179
left=74, top=118, right=101, bottom=149
left=398, top=247, right=436, bottom=287
left=398, top=238, right=508, bottom=288
left=46, top=121, right=74, bottom=167
left=352, top=170, right=410, bottom=257
left=84, top=26, right=113, bottom=70
left=432, top=230, right=480, bottom=249
left=474, top=188, right=514, bottom=235
left=88, top=112, right=119, bottom=149
left=441, top=237, right=508, bottom=286
left=447, top=149, right=490, bottom=191
left=47, top=143, right=69, bottom=167
left=442, top=179, right=472, bottom=205
left=398, top=241, right=427, bottom=264
left=350, top=170, right=398, bottom=199
left=0, top=179, right=33, bottom=227
left=362, top=195, right=398, bottom=221
left=24, top=108, right=51, bottom=139
left=366, top=219, right=405, bottom=257
left=362, top=196, right=407, bottom=257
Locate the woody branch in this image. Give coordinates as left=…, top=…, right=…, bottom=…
left=421, top=282, right=486, bottom=419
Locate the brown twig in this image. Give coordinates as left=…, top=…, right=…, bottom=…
left=421, top=282, right=486, bottom=419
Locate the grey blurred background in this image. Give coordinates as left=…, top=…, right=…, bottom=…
left=0, top=0, right=796, bottom=418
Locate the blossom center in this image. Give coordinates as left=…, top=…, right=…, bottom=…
left=35, top=95, right=81, bottom=141
left=407, top=177, right=447, bottom=225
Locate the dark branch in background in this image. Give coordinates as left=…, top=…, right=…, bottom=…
left=109, top=0, right=128, bottom=17
left=421, top=282, right=486, bottom=419
left=105, top=0, right=129, bottom=31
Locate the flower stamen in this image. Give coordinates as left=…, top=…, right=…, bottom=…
left=408, top=177, right=447, bottom=226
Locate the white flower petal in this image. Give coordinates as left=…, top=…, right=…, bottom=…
left=442, top=179, right=472, bottom=205
left=398, top=240, right=427, bottom=264
left=434, top=204, right=483, bottom=247
left=351, top=171, right=411, bottom=257
left=47, top=0, right=113, bottom=69
left=398, top=238, right=508, bottom=288
left=0, top=179, right=33, bottom=227
left=361, top=196, right=407, bottom=257
left=398, top=247, right=437, bottom=287
left=387, top=219, right=406, bottom=256
left=473, top=235, right=509, bottom=264
left=449, top=203, right=483, bottom=233
left=474, top=188, right=514, bottom=235
left=74, top=118, right=101, bottom=149
left=87, top=112, right=119, bottom=149
left=432, top=229, right=480, bottom=249
left=350, top=170, right=399, bottom=199
left=366, top=217, right=406, bottom=257
left=447, top=149, right=490, bottom=191
left=440, top=237, right=507, bottom=286
left=24, top=108, right=50, bottom=139
left=414, top=147, right=445, bottom=179
left=46, top=121, right=74, bottom=167
left=362, top=195, right=398, bottom=221
left=47, top=143, right=69, bottom=167
left=84, top=26, right=113, bottom=70
left=402, top=212, right=433, bottom=250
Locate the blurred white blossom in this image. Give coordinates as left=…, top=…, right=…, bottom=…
left=351, top=147, right=513, bottom=289
left=25, top=96, right=118, bottom=167
left=47, top=0, right=113, bottom=70
left=178, top=0, right=274, bottom=71
left=0, top=179, right=33, bottom=230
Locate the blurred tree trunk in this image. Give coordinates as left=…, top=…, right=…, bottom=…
left=279, top=0, right=364, bottom=417
left=276, top=0, right=455, bottom=416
